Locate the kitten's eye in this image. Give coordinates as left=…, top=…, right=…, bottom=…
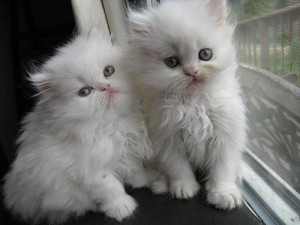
left=198, top=48, right=213, bottom=61
left=103, top=66, right=115, bottom=77
left=78, top=87, right=93, bottom=97
left=165, top=56, right=179, bottom=68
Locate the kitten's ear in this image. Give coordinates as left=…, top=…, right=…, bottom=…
left=128, top=10, right=152, bottom=37
left=29, top=73, right=54, bottom=94
left=207, top=0, right=229, bottom=25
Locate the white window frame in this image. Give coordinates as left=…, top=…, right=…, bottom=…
left=70, top=1, right=300, bottom=224
left=71, top=0, right=127, bottom=44
left=71, top=0, right=110, bottom=37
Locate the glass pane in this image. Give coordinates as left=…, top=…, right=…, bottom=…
left=127, top=0, right=147, bottom=8
left=233, top=1, right=300, bottom=193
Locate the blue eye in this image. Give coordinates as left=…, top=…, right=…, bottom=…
left=165, top=56, right=179, bottom=68
left=199, top=48, right=213, bottom=61
left=78, top=86, right=93, bottom=97
left=104, top=66, right=115, bottom=77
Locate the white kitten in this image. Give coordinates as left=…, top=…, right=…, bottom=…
left=3, top=29, right=154, bottom=223
left=127, top=0, right=247, bottom=210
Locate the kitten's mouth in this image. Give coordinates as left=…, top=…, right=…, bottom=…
left=190, top=76, right=204, bottom=85
left=101, top=85, right=118, bottom=99
left=107, top=91, right=117, bottom=99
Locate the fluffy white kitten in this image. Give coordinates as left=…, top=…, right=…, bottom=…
left=127, top=0, right=247, bottom=210
left=3, top=29, right=154, bottom=223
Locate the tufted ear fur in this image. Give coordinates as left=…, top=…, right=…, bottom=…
left=206, top=0, right=229, bottom=25
left=128, top=9, right=153, bottom=38
left=29, top=73, right=55, bottom=95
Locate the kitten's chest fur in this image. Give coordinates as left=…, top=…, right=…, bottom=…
left=55, top=111, right=145, bottom=172
left=156, top=95, right=217, bottom=165
left=91, top=116, right=142, bottom=162
left=178, top=99, right=214, bottom=143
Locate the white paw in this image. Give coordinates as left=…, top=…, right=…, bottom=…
left=130, top=174, right=148, bottom=188
left=170, top=180, right=200, bottom=199
left=150, top=177, right=168, bottom=194
left=207, top=189, right=242, bottom=210
left=102, top=194, right=137, bottom=221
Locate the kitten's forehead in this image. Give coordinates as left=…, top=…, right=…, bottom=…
left=157, top=5, right=224, bottom=42
left=43, top=35, right=122, bottom=82
left=138, top=0, right=233, bottom=59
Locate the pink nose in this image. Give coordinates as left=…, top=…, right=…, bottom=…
left=101, top=84, right=112, bottom=92
left=184, top=67, right=199, bottom=77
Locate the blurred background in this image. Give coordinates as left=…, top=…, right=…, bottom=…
left=0, top=0, right=75, bottom=178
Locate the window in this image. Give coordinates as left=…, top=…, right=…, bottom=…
left=232, top=2, right=300, bottom=224
left=71, top=0, right=300, bottom=224
left=235, top=3, right=300, bottom=192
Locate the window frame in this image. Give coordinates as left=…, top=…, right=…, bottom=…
left=71, top=0, right=127, bottom=44
left=243, top=149, right=300, bottom=225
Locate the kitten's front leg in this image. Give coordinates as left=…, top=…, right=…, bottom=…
left=205, top=137, right=243, bottom=210
left=89, top=171, right=137, bottom=221
left=160, top=141, right=200, bottom=199
left=125, top=166, right=168, bottom=194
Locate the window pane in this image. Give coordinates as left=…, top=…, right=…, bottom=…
left=127, top=0, right=147, bottom=8
left=233, top=1, right=300, bottom=193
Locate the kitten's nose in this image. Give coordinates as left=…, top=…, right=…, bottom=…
left=101, top=84, right=112, bottom=92
left=184, top=67, right=199, bottom=77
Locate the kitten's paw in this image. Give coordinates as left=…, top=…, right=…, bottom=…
left=102, top=194, right=137, bottom=221
left=170, top=180, right=200, bottom=199
left=130, top=173, right=148, bottom=188
left=207, top=188, right=242, bottom=210
left=150, top=177, right=168, bottom=194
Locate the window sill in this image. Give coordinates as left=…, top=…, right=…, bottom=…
left=242, top=150, right=300, bottom=225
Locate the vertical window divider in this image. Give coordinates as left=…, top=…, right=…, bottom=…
left=71, top=0, right=110, bottom=36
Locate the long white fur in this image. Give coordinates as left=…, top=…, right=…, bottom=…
left=3, top=29, right=154, bottom=223
left=126, top=0, right=247, bottom=209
